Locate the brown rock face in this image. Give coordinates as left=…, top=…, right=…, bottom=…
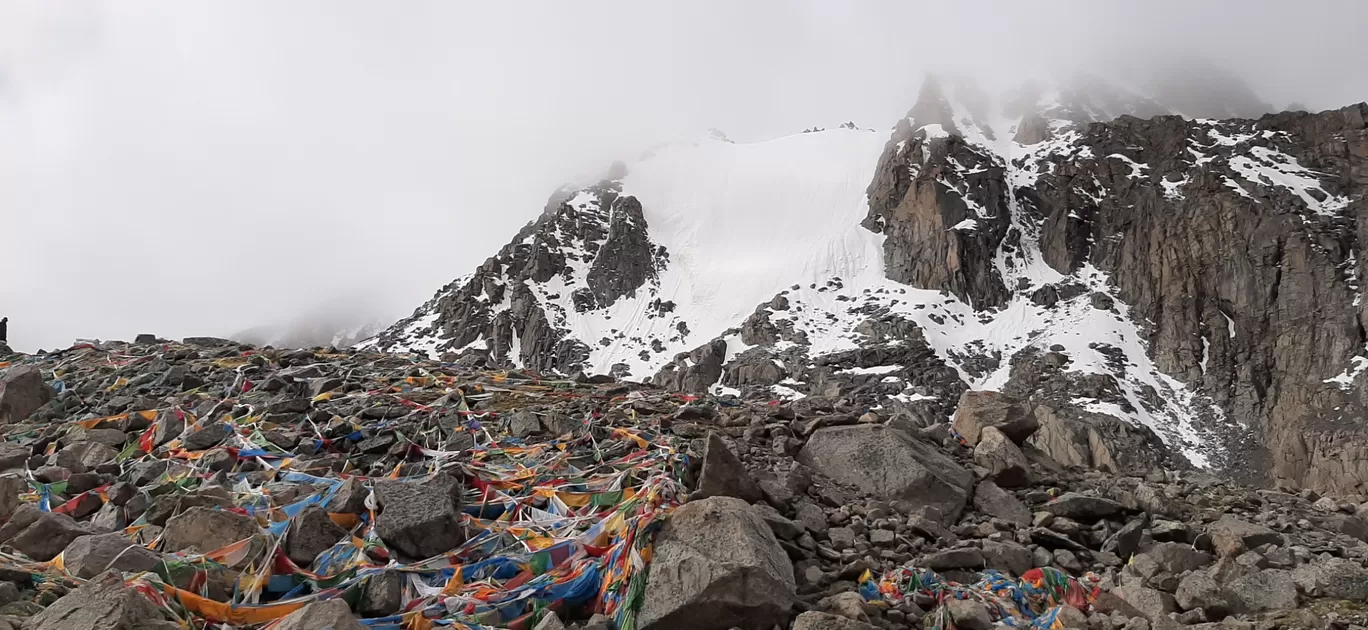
left=1024, top=106, right=1368, bottom=491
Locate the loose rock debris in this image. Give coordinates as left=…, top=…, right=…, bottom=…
left=4, top=340, right=1368, bottom=629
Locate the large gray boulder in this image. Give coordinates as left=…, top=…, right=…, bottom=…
left=0, top=504, right=95, bottom=561
left=24, top=570, right=165, bottom=630
left=972, top=480, right=1030, bottom=525
left=286, top=506, right=347, bottom=567
left=791, top=611, right=878, bottom=630
left=272, top=599, right=365, bottom=630
left=62, top=533, right=162, bottom=579
left=798, top=425, right=973, bottom=522
left=694, top=432, right=762, bottom=503
left=161, top=506, right=259, bottom=554
left=637, top=496, right=795, bottom=630
left=1292, top=556, right=1368, bottom=601
left=0, top=366, right=51, bottom=425
left=1224, top=569, right=1298, bottom=614
left=973, top=426, right=1031, bottom=487
left=1207, top=517, right=1283, bottom=558
left=373, top=473, right=465, bottom=561
left=952, top=390, right=1037, bottom=445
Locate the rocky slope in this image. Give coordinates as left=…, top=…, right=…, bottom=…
left=366, top=75, right=1367, bottom=496
left=4, top=341, right=1368, bottom=629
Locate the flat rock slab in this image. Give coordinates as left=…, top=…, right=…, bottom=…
left=799, top=425, right=973, bottom=522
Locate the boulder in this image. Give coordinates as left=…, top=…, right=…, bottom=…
left=0, top=505, right=94, bottom=561
left=0, top=475, right=25, bottom=520
left=694, top=432, right=762, bottom=503
left=972, top=480, right=1030, bottom=525
left=1040, top=492, right=1124, bottom=521
left=951, top=390, right=1037, bottom=445
left=1176, top=573, right=1230, bottom=616
left=54, top=442, right=117, bottom=471
left=1142, top=542, right=1213, bottom=574
left=1224, top=569, right=1298, bottom=614
left=62, top=533, right=162, bottom=579
left=973, top=426, right=1032, bottom=487
left=272, top=599, right=365, bottom=630
left=1291, top=556, right=1368, bottom=601
left=373, top=473, right=465, bottom=560
left=791, top=611, right=878, bottom=630
left=637, top=497, right=795, bottom=630
left=23, top=570, right=164, bottom=630
left=285, top=506, right=347, bottom=566
left=357, top=571, right=403, bottom=617
left=1207, top=517, right=1282, bottom=558
left=1112, top=584, right=1179, bottom=622
left=945, top=598, right=993, bottom=630
left=0, top=366, right=51, bottom=424
left=508, top=411, right=541, bottom=438
left=161, top=506, right=259, bottom=554
left=181, top=423, right=233, bottom=450
left=981, top=540, right=1033, bottom=576
left=920, top=548, right=985, bottom=571
left=798, top=425, right=972, bottom=522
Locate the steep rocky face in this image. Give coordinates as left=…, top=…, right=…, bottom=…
left=362, top=171, right=670, bottom=374
left=1025, top=106, right=1368, bottom=491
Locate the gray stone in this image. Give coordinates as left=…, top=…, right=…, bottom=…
left=1207, top=517, right=1282, bottom=558
left=1142, top=542, right=1213, bottom=574
left=1113, top=584, right=1178, bottom=623
left=799, top=425, right=973, bottom=522
left=23, top=570, right=164, bottom=630
left=181, top=422, right=232, bottom=450
left=795, top=502, right=828, bottom=536
left=161, top=506, right=259, bottom=554
left=508, top=411, right=541, bottom=438
left=973, top=426, right=1032, bottom=487
left=637, top=497, right=795, bottom=630
left=0, top=366, right=51, bottom=425
left=54, top=442, right=117, bottom=471
left=946, top=598, right=993, bottom=630
left=1291, top=556, right=1368, bottom=601
left=828, top=527, right=855, bottom=549
left=0, top=476, right=24, bottom=521
left=271, top=599, right=365, bottom=630
left=952, top=390, right=1038, bottom=445
left=694, top=432, right=762, bottom=503
left=1041, top=492, right=1124, bottom=521
left=286, top=506, right=347, bottom=567
left=792, top=611, right=878, bottom=630
left=752, top=504, right=802, bottom=541
left=373, top=473, right=466, bottom=561
left=982, top=540, right=1033, bottom=575
left=62, top=533, right=162, bottom=579
left=1176, top=573, right=1229, bottom=616
left=972, top=480, right=1030, bottom=525
left=358, top=570, right=403, bottom=617
left=920, top=547, right=985, bottom=570
left=1224, top=569, right=1298, bottom=614
left=1, top=505, right=94, bottom=561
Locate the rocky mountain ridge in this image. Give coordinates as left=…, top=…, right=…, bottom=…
left=364, top=76, right=1368, bottom=495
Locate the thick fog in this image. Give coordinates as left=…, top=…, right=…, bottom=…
left=2, top=0, right=1365, bottom=352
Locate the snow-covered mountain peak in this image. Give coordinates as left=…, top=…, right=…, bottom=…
left=365, top=82, right=1368, bottom=491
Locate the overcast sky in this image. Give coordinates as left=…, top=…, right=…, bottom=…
left=2, top=1, right=1365, bottom=352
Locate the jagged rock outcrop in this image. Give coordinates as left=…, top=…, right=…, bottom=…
left=363, top=171, right=669, bottom=374
left=1024, top=105, right=1368, bottom=490
left=864, top=80, right=1012, bottom=309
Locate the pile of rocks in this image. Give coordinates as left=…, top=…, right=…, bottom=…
left=1, top=340, right=1368, bottom=629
